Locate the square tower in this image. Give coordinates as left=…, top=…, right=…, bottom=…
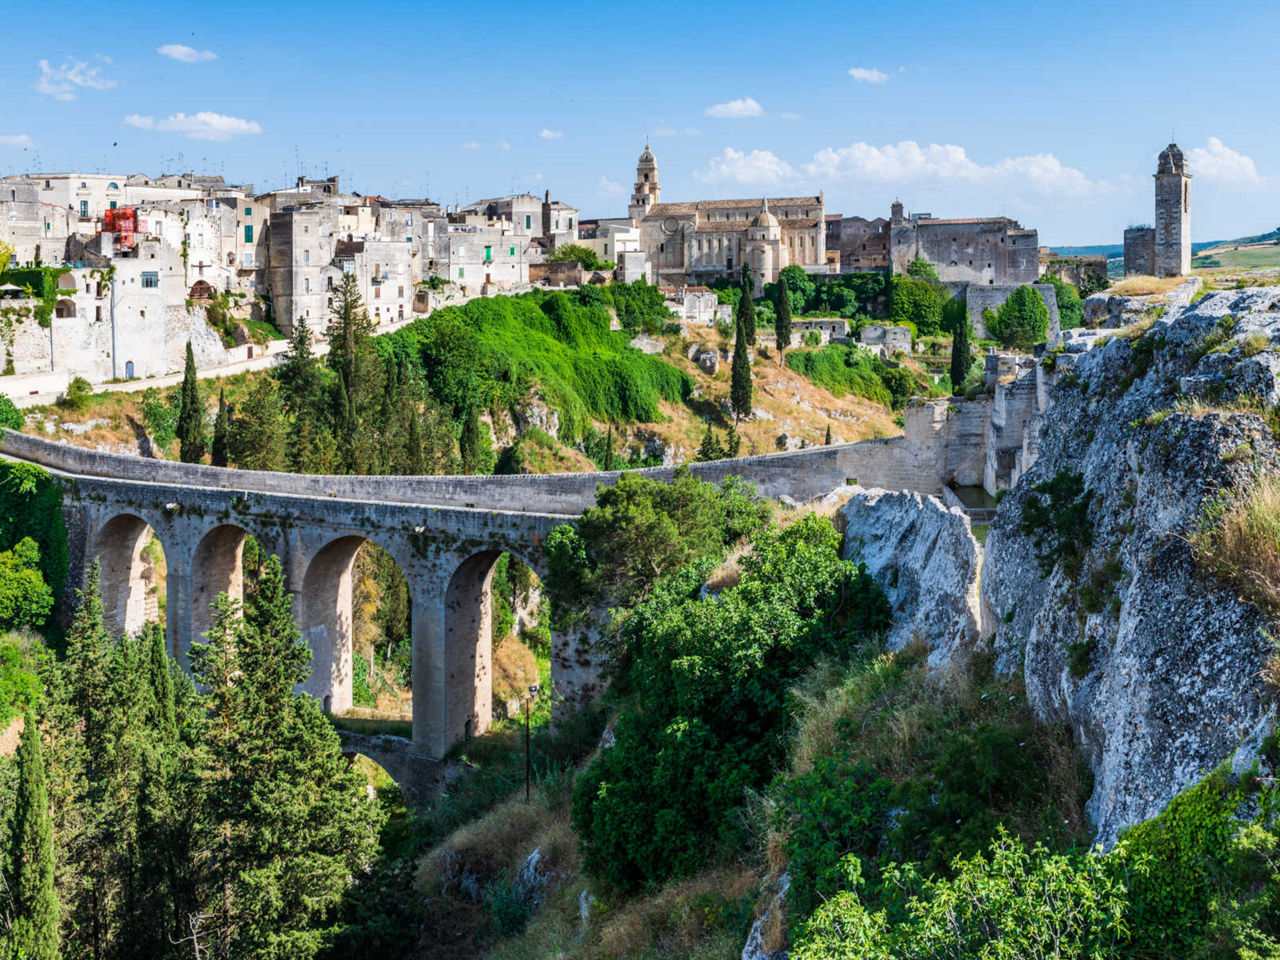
left=1154, top=143, right=1191, bottom=278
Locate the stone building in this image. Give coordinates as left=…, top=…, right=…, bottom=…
left=1038, top=247, right=1107, bottom=287
left=889, top=204, right=1039, bottom=285
left=626, top=144, right=825, bottom=287
left=1124, top=143, right=1191, bottom=278
left=825, top=211, right=891, bottom=272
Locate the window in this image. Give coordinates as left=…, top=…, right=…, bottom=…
left=142, top=271, right=159, bottom=288
left=80, top=200, right=89, bottom=218
left=525, top=214, right=531, bottom=229
left=305, top=278, right=310, bottom=293
left=568, top=217, right=573, bottom=229
left=303, top=225, right=309, bottom=234
left=244, top=225, right=253, bottom=243
left=304, top=250, right=310, bottom=265
left=458, top=267, right=465, bottom=278
left=484, top=245, right=492, bottom=261
left=509, top=245, right=515, bottom=257
left=375, top=287, right=381, bottom=299
left=108, top=182, right=118, bottom=190
left=109, top=201, right=117, bottom=210
left=398, top=285, right=404, bottom=297
left=244, top=206, right=252, bottom=217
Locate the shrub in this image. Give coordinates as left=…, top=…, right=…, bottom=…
left=987, top=286, right=1050, bottom=349
left=0, top=394, right=22, bottom=430
left=0, top=538, right=54, bottom=630
left=0, top=636, right=43, bottom=729
left=889, top=277, right=946, bottom=336
left=786, top=344, right=892, bottom=407
left=1039, top=274, right=1084, bottom=330
left=60, top=375, right=93, bottom=411
left=0, top=461, right=67, bottom=603
left=1019, top=470, right=1094, bottom=577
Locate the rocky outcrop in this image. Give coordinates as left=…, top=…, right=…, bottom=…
left=841, top=487, right=987, bottom=668
left=983, top=285, right=1280, bottom=844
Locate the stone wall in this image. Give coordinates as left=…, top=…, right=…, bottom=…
left=1124, top=227, right=1155, bottom=277
left=966, top=283, right=1060, bottom=340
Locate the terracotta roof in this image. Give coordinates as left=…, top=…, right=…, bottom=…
left=648, top=196, right=821, bottom=216
left=907, top=216, right=1022, bottom=227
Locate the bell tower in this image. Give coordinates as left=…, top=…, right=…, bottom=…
left=1154, top=143, right=1191, bottom=278
left=629, top=143, right=661, bottom=223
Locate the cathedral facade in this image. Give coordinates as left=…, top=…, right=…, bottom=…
left=627, top=145, right=825, bottom=287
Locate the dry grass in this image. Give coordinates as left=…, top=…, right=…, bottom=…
left=1190, top=472, right=1280, bottom=623
left=492, top=635, right=540, bottom=703
left=1106, top=275, right=1188, bottom=298
left=1115, top=314, right=1158, bottom=340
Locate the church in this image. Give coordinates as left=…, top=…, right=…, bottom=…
left=626, top=144, right=826, bottom=287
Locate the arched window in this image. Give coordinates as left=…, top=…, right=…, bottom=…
left=108, top=182, right=119, bottom=190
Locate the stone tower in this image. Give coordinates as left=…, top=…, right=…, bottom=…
left=629, top=143, right=661, bottom=223
left=1154, top=143, right=1191, bottom=278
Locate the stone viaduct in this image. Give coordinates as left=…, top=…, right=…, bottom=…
left=0, top=392, right=1050, bottom=788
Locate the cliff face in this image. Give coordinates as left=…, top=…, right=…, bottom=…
left=983, top=287, right=1280, bottom=844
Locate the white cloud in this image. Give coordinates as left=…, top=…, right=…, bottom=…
left=459, top=140, right=480, bottom=151
left=158, top=44, right=218, bottom=63
left=497, top=140, right=511, bottom=150
left=803, top=140, right=1100, bottom=196
left=598, top=177, right=626, bottom=197
left=36, top=58, right=116, bottom=100
left=124, top=111, right=262, bottom=141
left=847, top=66, right=890, bottom=84
left=0, top=134, right=34, bottom=147
left=1187, top=137, right=1260, bottom=184
left=539, top=128, right=563, bottom=139
left=705, top=97, right=763, bottom=118
left=696, top=147, right=796, bottom=185
left=653, top=126, right=678, bottom=137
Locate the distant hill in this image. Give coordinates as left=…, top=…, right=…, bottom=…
left=1051, top=239, right=1222, bottom=258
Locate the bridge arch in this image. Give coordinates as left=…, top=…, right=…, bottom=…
left=93, top=512, right=167, bottom=638
left=300, top=534, right=414, bottom=718
left=190, top=523, right=250, bottom=646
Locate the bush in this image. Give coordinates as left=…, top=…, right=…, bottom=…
left=0, top=461, right=68, bottom=603
left=1039, top=274, right=1084, bottom=330
left=889, top=277, right=946, bottom=336
left=0, top=538, right=54, bottom=630
left=987, top=285, right=1050, bottom=349
left=0, top=636, right=43, bottom=729
left=786, top=345, right=891, bottom=407
left=0, top=394, right=21, bottom=430
left=1019, top=469, right=1094, bottom=577
left=60, top=375, right=93, bottom=411
left=571, top=515, right=890, bottom=894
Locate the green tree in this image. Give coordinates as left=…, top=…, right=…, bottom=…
left=730, top=320, right=752, bottom=423
left=7, top=710, right=59, bottom=960
left=950, top=310, right=971, bottom=396
left=547, top=243, right=607, bottom=271
left=988, top=285, right=1050, bottom=349
left=824, top=423, right=833, bottom=446
left=210, top=388, right=230, bottom=468
left=1038, top=274, right=1083, bottom=330
left=175, top=342, right=207, bottom=463
left=0, top=538, right=54, bottom=629
left=228, top=377, right=287, bottom=471
left=326, top=274, right=384, bottom=472
left=737, top=274, right=756, bottom=346
left=697, top=423, right=725, bottom=462
left=774, top=274, right=792, bottom=363
left=905, top=255, right=939, bottom=280
left=0, top=394, right=22, bottom=431
left=459, top=404, right=492, bottom=475
left=277, top=317, right=325, bottom=422
left=190, top=557, right=383, bottom=958
left=889, top=277, right=946, bottom=336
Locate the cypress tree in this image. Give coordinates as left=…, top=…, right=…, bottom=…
left=824, top=423, right=833, bottom=446
left=9, top=710, right=59, bottom=960
left=459, top=404, right=486, bottom=475
left=737, top=275, right=756, bottom=347
left=950, top=312, right=971, bottom=395
left=210, top=388, right=230, bottom=468
left=604, top=424, right=615, bottom=471
left=774, top=274, right=792, bottom=363
left=228, top=378, right=287, bottom=471
left=176, top=341, right=206, bottom=463
left=730, top=319, right=752, bottom=423
left=278, top=317, right=323, bottom=422
left=407, top=406, right=426, bottom=475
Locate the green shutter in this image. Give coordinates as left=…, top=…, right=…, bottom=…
left=509, top=245, right=515, bottom=256
left=525, top=214, right=531, bottom=229
left=485, top=246, right=492, bottom=261
left=244, top=225, right=253, bottom=243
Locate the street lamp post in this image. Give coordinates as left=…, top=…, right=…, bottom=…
left=525, top=683, right=540, bottom=803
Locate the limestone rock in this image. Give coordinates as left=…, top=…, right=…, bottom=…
left=981, top=287, right=1280, bottom=845
left=841, top=487, right=987, bottom=668
left=629, top=334, right=664, bottom=355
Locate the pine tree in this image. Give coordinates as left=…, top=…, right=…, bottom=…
left=824, top=423, right=833, bottom=446
left=730, top=319, right=753, bottom=423
left=737, top=274, right=756, bottom=347
left=950, top=311, right=971, bottom=396
left=210, top=388, right=230, bottom=468
left=326, top=274, right=384, bottom=472
left=277, top=317, right=323, bottom=422
left=176, top=342, right=206, bottom=464
left=774, top=274, right=792, bottom=363
left=228, top=378, right=287, bottom=471
left=697, top=424, right=724, bottom=462
left=726, top=423, right=741, bottom=457
left=8, top=710, right=59, bottom=960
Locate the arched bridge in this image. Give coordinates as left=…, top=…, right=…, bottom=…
left=0, top=425, right=952, bottom=761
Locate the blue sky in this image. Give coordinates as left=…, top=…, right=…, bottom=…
left=2, top=0, right=1277, bottom=244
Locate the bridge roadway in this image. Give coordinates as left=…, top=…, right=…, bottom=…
left=0, top=426, right=945, bottom=769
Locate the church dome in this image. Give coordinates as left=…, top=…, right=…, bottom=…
left=639, top=144, right=656, bottom=165
left=752, top=206, right=778, bottom=228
